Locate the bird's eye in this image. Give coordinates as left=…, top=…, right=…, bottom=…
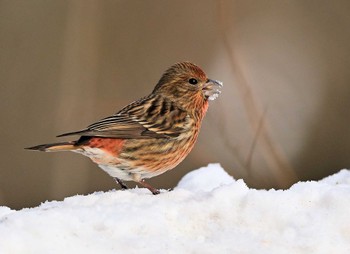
left=188, top=78, right=198, bottom=85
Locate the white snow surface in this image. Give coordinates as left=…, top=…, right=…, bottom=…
left=1, top=163, right=350, bottom=253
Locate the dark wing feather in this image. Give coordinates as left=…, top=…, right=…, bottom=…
left=57, top=94, right=191, bottom=139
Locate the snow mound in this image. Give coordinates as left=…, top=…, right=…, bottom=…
left=1, top=164, right=350, bottom=253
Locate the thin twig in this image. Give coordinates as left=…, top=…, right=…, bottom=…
left=245, top=106, right=268, bottom=175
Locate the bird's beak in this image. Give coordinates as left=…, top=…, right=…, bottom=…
left=202, top=79, right=223, bottom=101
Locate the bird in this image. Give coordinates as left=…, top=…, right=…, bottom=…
left=26, top=62, right=223, bottom=195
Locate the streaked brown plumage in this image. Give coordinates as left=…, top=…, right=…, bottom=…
left=27, top=62, right=223, bottom=194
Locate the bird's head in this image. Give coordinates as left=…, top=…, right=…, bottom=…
left=153, top=62, right=223, bottom=114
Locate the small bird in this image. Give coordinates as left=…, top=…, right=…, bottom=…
left=27, top=62, right=223, bottom=194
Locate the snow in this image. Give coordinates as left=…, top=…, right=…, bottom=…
left=1, top=164, right=350, bottom=253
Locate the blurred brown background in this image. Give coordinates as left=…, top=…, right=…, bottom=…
left=1, top=0, right=350, bottom=209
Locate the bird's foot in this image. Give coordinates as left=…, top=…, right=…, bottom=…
left=114, top=178, right=129, bottom=190
left=138, top=179, right=160, bottom=195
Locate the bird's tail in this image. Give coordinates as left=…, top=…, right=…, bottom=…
left=25, top=141, right=78, bottom=152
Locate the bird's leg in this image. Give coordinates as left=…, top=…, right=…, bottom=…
left=114, top=177, right=128, bottom=190
left=138, top=179, right=160, bottom=195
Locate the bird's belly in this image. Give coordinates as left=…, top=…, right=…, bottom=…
left=99, top=164, right=166, bottom=181
left=73, top=146, right=157, bottom=181
left=98, top=164, right=134, bottom=181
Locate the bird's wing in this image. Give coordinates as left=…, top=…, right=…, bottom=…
left=57, top=95, right=191, bottom=139
left=58, top=114, right=164, bottom=139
